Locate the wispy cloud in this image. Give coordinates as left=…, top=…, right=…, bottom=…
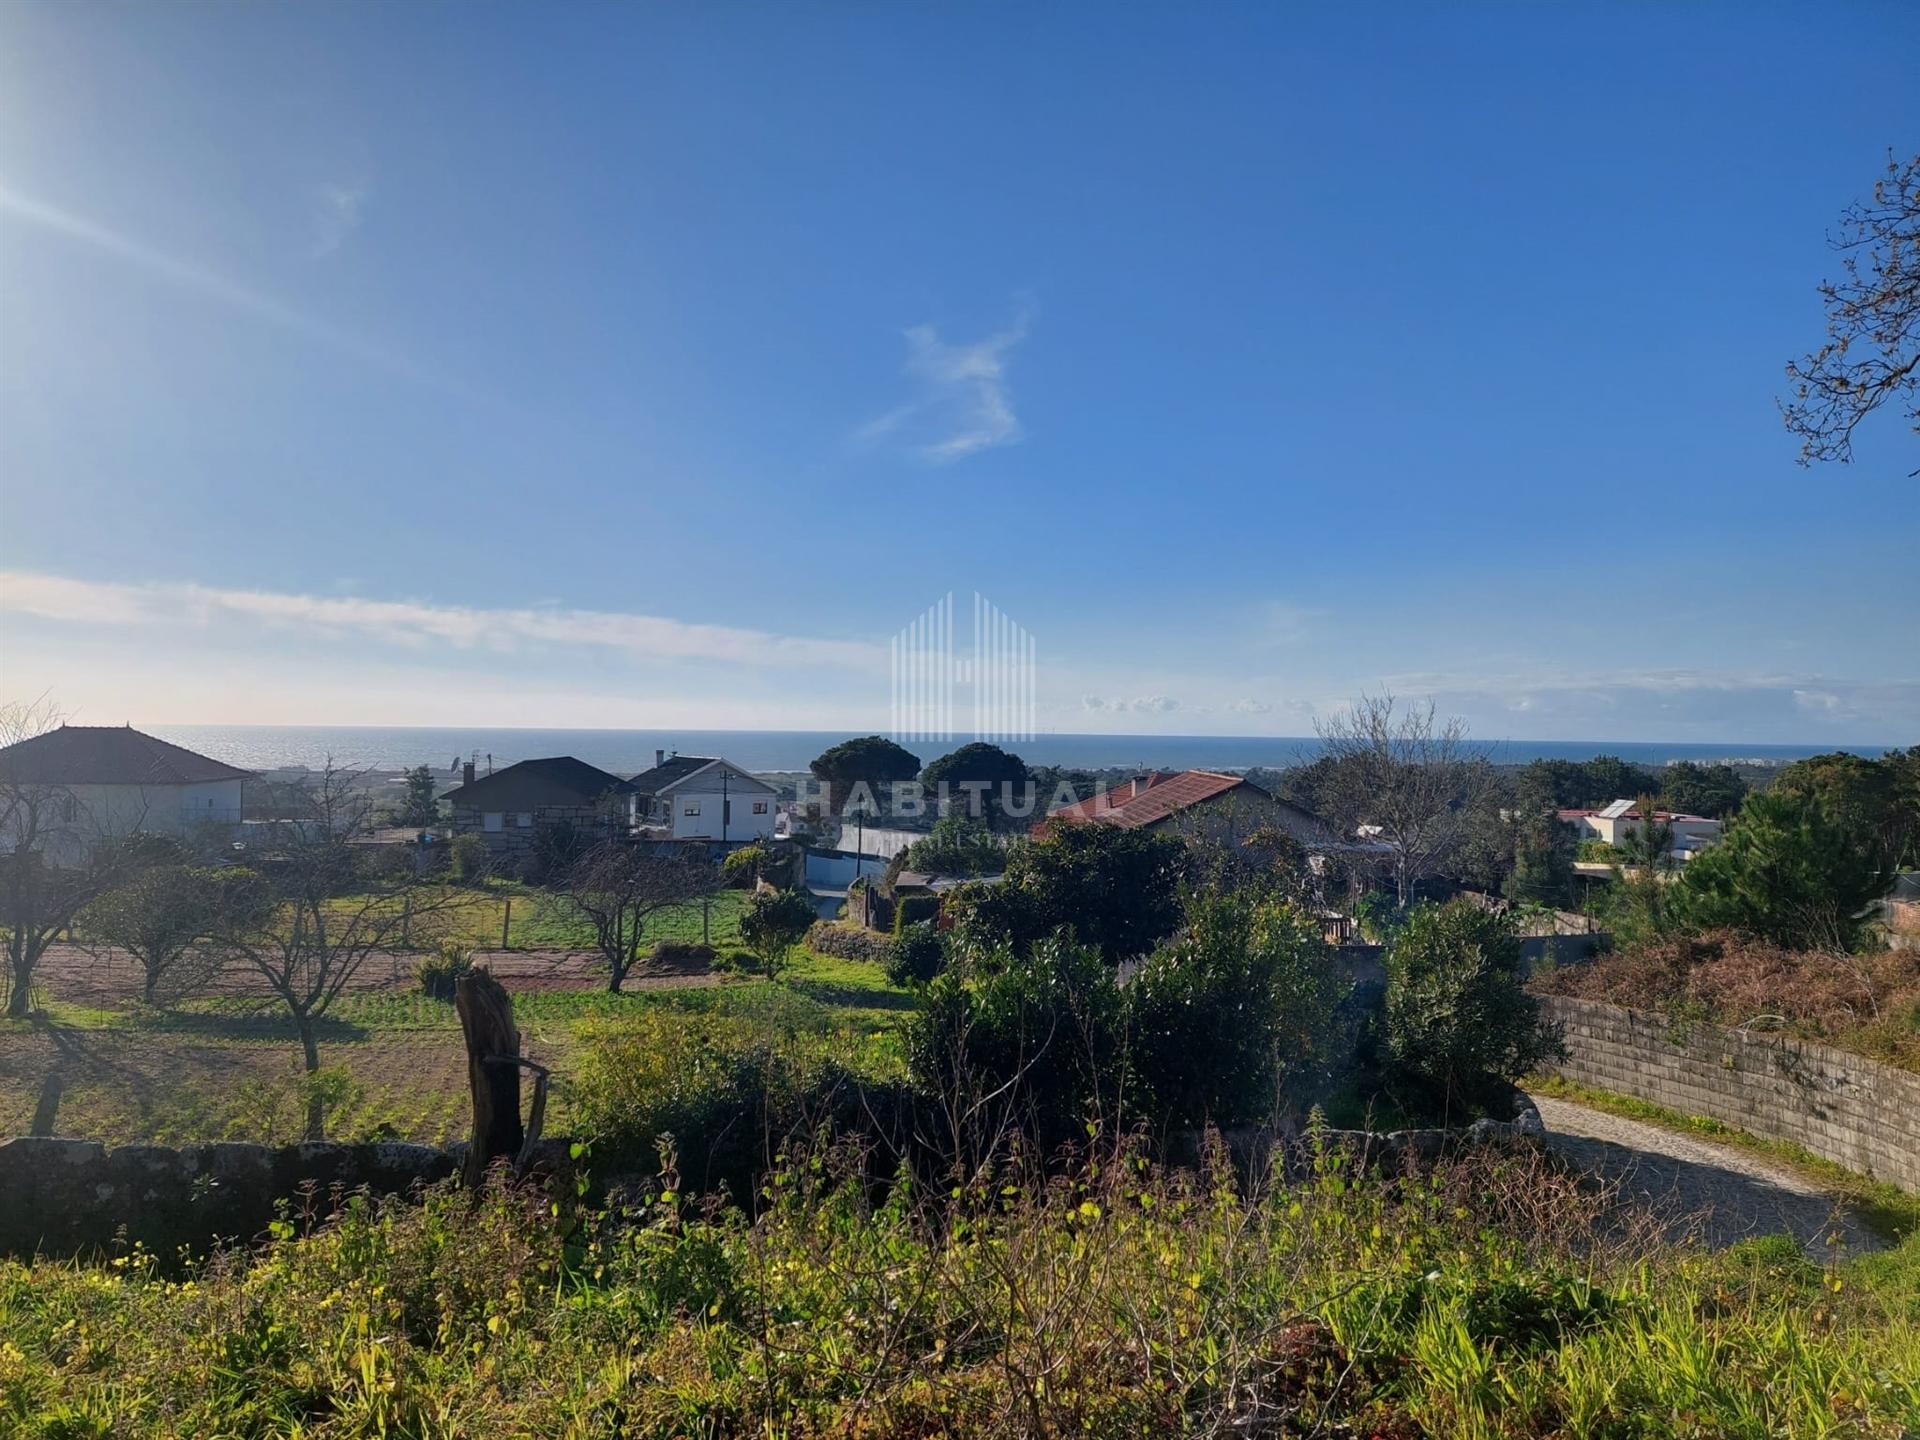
left=858, top=309, right=1030, bottom=463
left=0, top=182, right=447, bottom=390
left=0, top=571, right=883, bottom=671
left=307, top=178, right=369, bottom=258
left=1082, top=694, right=1181, bottom=714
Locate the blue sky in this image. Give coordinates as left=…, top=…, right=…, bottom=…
left=1, top=2, right=1915, bottom=744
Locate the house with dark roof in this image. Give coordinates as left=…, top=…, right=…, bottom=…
left=1036, top=770, right=1346, bottom=851
left=0, top=724, right=252, bottom=863
left=440, top=756, right=633, bottom=854
left=628, top=749, right=778, bottom=843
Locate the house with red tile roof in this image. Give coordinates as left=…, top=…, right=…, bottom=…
left=1035, top=770, right=1345, bottom=851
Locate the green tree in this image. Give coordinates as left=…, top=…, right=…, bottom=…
left=1583, top=755, right=1662, bottom=805
left=808, top=736, right=921, bottom=817
left=1126, top=891, right=1336, bottom=1129
left=395, top=765, right=441, bottom=827
left=1659, top=762, right=1748, bottom=819
left=721, top=843, right=775, bottom=888
left=1675, top=789, right=1895, bottom=951
left=1382, top=899, right=1565, bottom=1112
left=1504, top=810, right=1577, bottom=908
left=738, top=887, right=818, bottom=979
left=902, top=815, right=1008, bottom=877
left=1772, top=749, right=1920, bottom=869
left=998, top=820, right=1188, bottom=964
left=920, top=742, right=1031, bottom=829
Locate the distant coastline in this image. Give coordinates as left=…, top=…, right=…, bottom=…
left=142, top=724, right=1894, bottom=777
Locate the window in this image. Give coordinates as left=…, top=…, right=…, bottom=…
left=482, top=812, right=503, bottom=832
left=752, top=800, right=768, bottom=815
left=515, top=812, right=533, bottom=828
left=683, top=801, right=701, bottom=817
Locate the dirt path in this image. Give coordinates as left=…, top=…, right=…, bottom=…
left=1534, top=1095, right=1883, bottom=1256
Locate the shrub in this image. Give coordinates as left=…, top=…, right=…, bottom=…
left=806, top=920, right=893, bottom=963
left=415, top=941, right=475, bottom=1000
left=901, top=815, right=1008, bottom=875
left=1383, top=899, right=1565, bottom=1112
left=906, top=932, right=1126, bottom=1150
left=738, top=888, right=818, bottom=978
left=887, top=922, right=947, bottom=987
left=1127, top=891, right=1338, bottom=1129
left=721, top=843, right=774, bottom=888
left=892, top=892, right=941, bottom=934
left=448, top=833, right=491, bottom=884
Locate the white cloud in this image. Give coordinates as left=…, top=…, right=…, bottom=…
left=0, top=570, right=882, bottom=671
left=307, top=178, right=369, bottom=258
left=1082, top=694, right=1180, bottom=714
left=0, top=182, right=448, bottom=390
left=858, top=309, right=1029, bottom=463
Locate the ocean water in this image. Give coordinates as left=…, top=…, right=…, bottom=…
left=143, top=725, right=1888, bottom=777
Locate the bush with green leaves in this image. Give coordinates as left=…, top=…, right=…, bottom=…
left=907, top=931, right=1127, bottom=1150
left=901, top=815, right=1009, bottom=875
left=1127, top=891, right=1339, bottom=1130
left=1675, top=788, right=1896, bottom=951
left=886, top=922, right=947, bottom=988
left=737, top=886, right=819, bottom=978
left=448, top=832, right=491, bottom=883
left=721, top=843, right=774, bottom=888
left=891, top=892, right=940, bottom=934
left=1382, top=899, right=1565, bottom=1112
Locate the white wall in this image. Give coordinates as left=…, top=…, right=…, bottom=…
left=668, top=783, right=777, bottom=841
left=1, top=780, right=245, bottom=864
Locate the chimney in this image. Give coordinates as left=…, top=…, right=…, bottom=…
left=655, top=748, right=665, bottom=769
left=462, top=760, right=475, bottom=786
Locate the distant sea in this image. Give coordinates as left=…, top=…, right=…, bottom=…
left=144, top=726, right=1891, bottom=777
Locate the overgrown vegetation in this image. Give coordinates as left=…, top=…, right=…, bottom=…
left=1534, top=929, right=1920, bottom=1072
left=3, top=1139, right=1916, bottom=1438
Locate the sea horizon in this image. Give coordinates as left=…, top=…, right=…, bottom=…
left=140, top=723, right=1899, bottom=777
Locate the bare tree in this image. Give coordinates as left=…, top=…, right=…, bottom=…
left=210, top=761, right=458, bottom=1139
left=1314, top=693, right=1493, bottom=907
left=1783, top=150, right=1920, bottom=470
left=77, top=852, right=233, bottom=1007
left=0, top=698, right=149, bottom=1018
left=559, top=841, right=719, bottom=992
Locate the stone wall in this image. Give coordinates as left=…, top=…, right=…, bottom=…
left=0, top=1137, right=570, bottom=1260
left=1539, top=994, right=1920, bottom=1193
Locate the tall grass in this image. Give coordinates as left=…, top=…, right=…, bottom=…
left=3, top=1137, right=1915, bottom=1437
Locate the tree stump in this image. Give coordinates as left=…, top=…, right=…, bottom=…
left=455, top=968, right=524, bottom=1187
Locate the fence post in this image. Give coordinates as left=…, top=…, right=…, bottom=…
left=502, top=899, right=512, bottom=950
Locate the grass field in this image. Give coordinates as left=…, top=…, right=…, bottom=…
left=0, top=887, right=915, bottom=1148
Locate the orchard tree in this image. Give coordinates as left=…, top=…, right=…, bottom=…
left=210, top=763, right=461, bottom=1138
left=79, top=857, right=256, bottom=1006
left=1783, top=151, right=1920, bottom=469
left=560, top=842, right=718, bottom=991
left=0, top=699, right=148, bottom=1018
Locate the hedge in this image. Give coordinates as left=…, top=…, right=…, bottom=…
left=893, top=893, right=942, bottom=935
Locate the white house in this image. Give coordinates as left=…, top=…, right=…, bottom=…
left=0, top=725, right=250, bottom=864
left=627, top=751, right=779, bottom=843
left=1560, top=799, right=1723, bottom=863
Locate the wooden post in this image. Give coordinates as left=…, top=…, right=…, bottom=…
left=501, top=898, right=512, bottom=950
left=702, top=894, right=710, bottom=945
left=455, top=969, right=524, bottom=1187
left=401, top=893, right=412, bottom=949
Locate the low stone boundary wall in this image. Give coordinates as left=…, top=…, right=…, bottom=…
left=0, top=1137, right=572, bottom=1260
left=1539, top=995, right=1920, bottom=1193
